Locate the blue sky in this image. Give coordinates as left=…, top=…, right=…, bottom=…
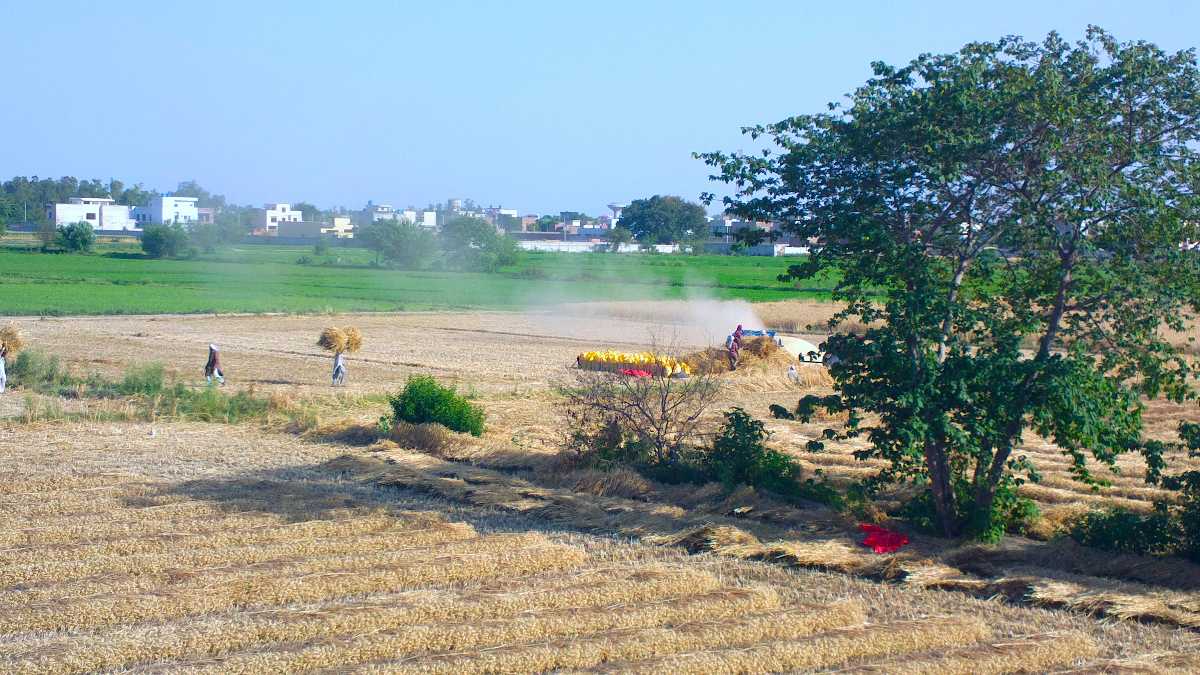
left=3, top=1, right=1198, bottom=216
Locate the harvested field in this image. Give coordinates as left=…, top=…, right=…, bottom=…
left=1, top=303, right=1199, bottom=671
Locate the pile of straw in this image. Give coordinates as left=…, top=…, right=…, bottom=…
left=317, top=327, right=363, bottom=353
left=0, top=325, right=24, bottom=354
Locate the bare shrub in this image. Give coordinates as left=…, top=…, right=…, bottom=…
left=561, top=360, right=722, bottom=466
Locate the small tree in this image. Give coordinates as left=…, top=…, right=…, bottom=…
left=141, top=223, right=189, bottom=259
left=700, top=28, right=1200, bottom=539
left=56, top=222, right=95, bottom=252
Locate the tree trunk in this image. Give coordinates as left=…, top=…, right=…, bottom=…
left=923, top=439, right=958, bottom=537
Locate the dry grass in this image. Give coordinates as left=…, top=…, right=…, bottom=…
left=316, top=326, right=362, bottom=353
left=373, top=602, right=869, bottom=674
left=7, top=566, right=722, bottom=674
left=2, top=309, right=1199, bottom=673
left=838, top=631, right=1099, bottom=674
left=591, top=616, right=992, bottom=674
left=182, top=587, right=779, bottom=673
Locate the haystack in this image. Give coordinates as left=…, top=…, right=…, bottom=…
left=317, top=326, right=363, bottom=353
left=0, top=325, right=24, bottom=354
left=683, top=336, right=833, bottom=387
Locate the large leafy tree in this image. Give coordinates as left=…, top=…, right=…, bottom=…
left=619, top=195, right=707, bottom=245
left=700, top=28, right=1200, bottom=539
left=358, top=218, right=438, bottom=269
left=440, top=215, right=519, bottom=272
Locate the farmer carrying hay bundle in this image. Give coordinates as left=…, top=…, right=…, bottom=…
left=0, top=325, right=24, bottom=394
left=203, top=344, right=225, bottom=385
left=318, top=326, right=361, bottom=386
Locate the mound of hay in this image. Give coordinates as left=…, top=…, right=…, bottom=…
left=0, top=325, right=24, bottom=354
left=685, top=337, right=800, bottom=374
left=317, top=326, right=362, bottom=353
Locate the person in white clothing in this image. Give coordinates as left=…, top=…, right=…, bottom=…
left=0, top=345, right=7, bottom=393
left=332, top=351, right=347, bottom=386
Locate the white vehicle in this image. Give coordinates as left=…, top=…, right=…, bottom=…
left=775, top=335, right=825, bottom=363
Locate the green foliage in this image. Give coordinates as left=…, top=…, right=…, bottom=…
left=313, top=240, right=329, bottom=256
left=56, top=222, right=95, bottom=252
left=440, top=216, right=519, bottom=272
left=619, top=195, right=707, bottom=245
left=118, top=363, right=166, bottom=396
left=357, top=218, right=438, bottom=269
left=0, top=246, right=834, bottom=316
left=8, top=350, right=71, bottom=392
left=701, top=27, right=1200, bottom=538
left=703, top=408, right=843, bottom=507
left=1070, top=507, right=1180, bottom=556
left=605, top=226, right=634, bottom=251
left=389, top=375, right=485, bottom=436
left=141, top=223, right=190, bottom=259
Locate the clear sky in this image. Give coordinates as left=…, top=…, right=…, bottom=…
left=3, top=1, right=1198, bottom=216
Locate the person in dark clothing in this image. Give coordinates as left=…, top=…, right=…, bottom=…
left=204, top=344, right=225, bottom=385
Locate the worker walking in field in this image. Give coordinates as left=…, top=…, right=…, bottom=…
left=0, top=345, right=7, bottom=394
left=204, top=344, right=225, bottom=385
left=727, top=335, right=741, bottom=371
left=332, top=350, right=347, bottom=386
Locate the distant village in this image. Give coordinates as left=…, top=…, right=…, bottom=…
left=40, top=193, right=809, bottom=256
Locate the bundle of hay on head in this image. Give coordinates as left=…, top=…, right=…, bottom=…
left=0, top=325, right=24, bottom=355
left=317, top=327, right=362, bottom=354
left=317, top=327, right=347, bottom=353
left=343, top=327, right=363, bottom=353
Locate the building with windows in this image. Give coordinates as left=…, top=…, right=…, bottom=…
left=253, top=203, right=302, bottom=234
left=321, top=216, right=354, bottom=238
left=48, top=197, right=137, bottom=231
left=362, top=202, right=399, bottom=223
left=132, top=195, right=200, bottom=227
left=197, top=207, right=215, bottom=225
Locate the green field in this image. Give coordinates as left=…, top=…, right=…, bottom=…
left=0, top=240, right=834, bottom=315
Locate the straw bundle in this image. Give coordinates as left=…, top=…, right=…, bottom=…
left=0, top=324, right=24, bottom=354
left=317, top=327, right=347, bottom=353
left=344, top=326, right=363, bottom=353
left=317, top=326, right=363, bottom=353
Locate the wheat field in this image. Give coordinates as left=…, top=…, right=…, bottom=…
left=1, top=305, right=1199, bottom=672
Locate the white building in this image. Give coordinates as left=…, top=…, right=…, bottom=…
left=322, top=216, right=354, bottom=238
left=363, top=203, right=398, bottom=222
left=254, top=203, right=302, bottom=234
left=48, top=197, right=137, bottom=231
left=132, top=195, right=200, bottom=227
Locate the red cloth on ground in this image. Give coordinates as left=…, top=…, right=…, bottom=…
left=620, top=368, right=653, bottom=378
left=858, top=523, right=909, bottom=554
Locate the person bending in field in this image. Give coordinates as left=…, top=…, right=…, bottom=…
left=204, top=344, right=225, bottom=385
left=0, top=345, right=7, bottom=394
left=332, top=350, right=347, bottom=386
left=727, top=336, right=740, bottom=371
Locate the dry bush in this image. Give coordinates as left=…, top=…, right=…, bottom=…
left=561, top=362, right=722, bottom=465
